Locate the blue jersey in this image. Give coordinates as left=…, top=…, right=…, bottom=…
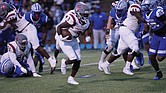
left=144, top=6, right=166, bottom=33
left=90, top=12, right=107, bottom=30
left=24, top=11, right=48, bottom=32
left=109, top=8, right=127, bottom=28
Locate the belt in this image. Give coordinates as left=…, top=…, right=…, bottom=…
left=17, top=23, right=30, bottom=33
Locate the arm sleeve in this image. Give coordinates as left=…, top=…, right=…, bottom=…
left=8, top=52, right=22, bottom=68
left=27, top=53, right=36, bottom=73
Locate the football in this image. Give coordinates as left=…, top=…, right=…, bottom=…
left=61, top=28, right=72, bottom=40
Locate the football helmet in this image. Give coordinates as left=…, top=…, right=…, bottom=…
left=141, top=0, right=151, bottom=12
left=115, top=0, right=127, bottom=17
left=0, top=58, right=14, bottom=75
left=0, top=2, right=10, bottom=22
left=141, top=0, right=158, bottom=11
left=15, top=34, right=28, bottom=50
left=31, top=3, right=42, bottom=21
left=74, top=2, right=90, bottom=21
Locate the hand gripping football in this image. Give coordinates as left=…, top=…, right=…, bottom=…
left=61, top=28, right=72, bottom=40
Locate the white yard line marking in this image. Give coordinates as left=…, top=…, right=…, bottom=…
left=41, top=56, right=150, bottom=72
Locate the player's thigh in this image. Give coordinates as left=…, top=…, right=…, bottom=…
left=73, top=42, right=81, bottom=60
left=59, top=41, right=77, bottom=60
left=117, top=37, right=128, bottom=55
left=22, top=25, right=39, bottom=49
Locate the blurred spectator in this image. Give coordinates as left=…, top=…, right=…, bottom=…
left=51, top=3, right=64, bottom=25
left=90, top=6, right=107, bottom=50
left=45, top=11, right=55, bottom=52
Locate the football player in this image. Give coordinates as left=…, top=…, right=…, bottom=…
left=142, top=0, right=166, bottom=80
left=0, top=2, right=56, bottom=74
left=55, top=2, right=91, bottom=85
left=0, top=34, right=41, bottom=77
left=100, top=0, right=146, bottom=75
left=24, top=3, right=48, bottom=72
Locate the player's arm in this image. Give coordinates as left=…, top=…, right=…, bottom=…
left=156, top=9, right=166, bottom=25
left=57, top=14, right=75, bottom=35
left=7, top=44, right=22, bottom=68
left=143, top=23, right=150, bottom=35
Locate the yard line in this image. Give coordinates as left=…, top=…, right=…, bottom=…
left=42, top=56, right=150, bottom=72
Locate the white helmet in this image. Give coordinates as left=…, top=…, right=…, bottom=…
left=141, top=0, right=159, bottom=11
left=15, top=34, right=28, bottom=50
left=31, top=3, right=42, bottom=21
left=115, top=0, right=128, bottom=17
left=74, top=2, right=90, bottom=21
left=31, top=3, right=42, bottom=12
left=0, top=58, right=14, bottom=75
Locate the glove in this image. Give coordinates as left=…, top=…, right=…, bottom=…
left=5, top=10, right=17, bottom=22
left=20, top=67, right=27, bottom=74
left=33, top=73, right=42, bottom=77
left=59, top=35, right=72, bottom=41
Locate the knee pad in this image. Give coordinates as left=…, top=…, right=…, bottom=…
left=111, top=50, right=121, bottom=57
left=72, top=60, right=81, bottom=71
left=104, top=45, right=113, bottom=54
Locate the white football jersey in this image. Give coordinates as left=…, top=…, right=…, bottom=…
left=7, top=41, right=32, bottom=62
left=123, top=3, right=141, bottom=31
left=6, top=9, right=29, bottom=32
left=58, top=10, right=90, bottom=38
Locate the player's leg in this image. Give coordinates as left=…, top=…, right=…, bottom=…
left=150, top=35, right=166, bottom=80
left=98, top=29, right=118, bottom=71
left=22, top=25, right=56, bottom=74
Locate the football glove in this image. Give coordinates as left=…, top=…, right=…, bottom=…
left=59, top=35, right=72, bottom=41
left=20, top=67, right=27, bottom=74
left=33, top=73, right=42, bottom=77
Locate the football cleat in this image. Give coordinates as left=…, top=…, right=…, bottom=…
left=136, top=52, right=144, bottom=66
left=153, top=71, right=163, bottom=80
left=67, top=76, right=79, bottom=85
left=98, top=61, right=104, bottom=71
left=100, top=62, right=111, bottom=74
left=61, top=58, right=67, bottom=74
left=123, top=67, right=134, bottom=75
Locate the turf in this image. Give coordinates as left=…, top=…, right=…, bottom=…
left=0, top=49, right=166, bottom=93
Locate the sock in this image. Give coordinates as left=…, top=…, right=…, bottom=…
left=99, top=52, right=107, bottom=62
left=125, top=61, right=131, bottom=69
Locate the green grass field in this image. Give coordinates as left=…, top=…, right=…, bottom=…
left=0, top=49, right=166, bottom=93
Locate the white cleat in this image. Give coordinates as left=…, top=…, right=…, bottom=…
left=132, top=65, right=140, bottom=70
left=61, top=58, right=67, bottom=74
left=100, top=62, right=111, bottom=75
left=98, top=61, right=104, bottom=71
left=48, top=56, right=56, bottom=68
left=123, top=67, right=134, bottom=75
left=67, top=76, right=79, bottom=85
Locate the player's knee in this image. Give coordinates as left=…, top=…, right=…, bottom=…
left=66, top=59, right=77, bottom=64
left=72, top=60, right=81, bottom=71
left=129, top=46, right=139, bottom=56
left=157, top=56, right=165, bottom=62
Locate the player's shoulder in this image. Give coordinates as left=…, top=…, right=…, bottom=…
left=129, top=3, right=141, bottom=11
left=154, top=7, right=165, bottom=17
left=7, top=41, right=17, bottom=52
left=64, top=10, right=77, bottom=25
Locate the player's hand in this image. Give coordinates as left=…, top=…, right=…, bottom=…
left=6, top=11, right=17, bottom=22
left=33, top=73, right=42, bottom=77
left=105, top=34, right=110, bottom=39
left=59, top=35, right=72, bottom=41
left=20, top=67, right=27, bottom=74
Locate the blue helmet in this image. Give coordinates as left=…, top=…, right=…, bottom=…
left=115, top=0, right=128, bottom=17
left=0, top=58, right=14, bottom=75
left=31, top=3, right=42, bottom=21
left=141, top=0, right=159, bottom=11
